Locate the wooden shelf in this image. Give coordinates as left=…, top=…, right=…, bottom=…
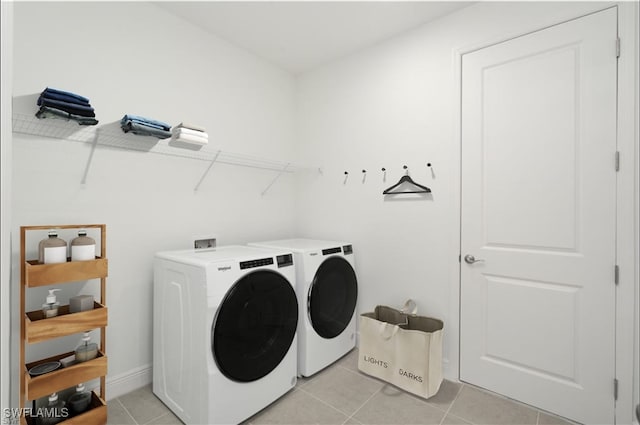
left=25, top=391, right=106, bottom=425
left=25, top=351, right=107, bottom=400
left=25, top=257, right=108, bottom=287
left=25, top=302, right=107, bottom=344
left=19, top=224, right=108, bottom=425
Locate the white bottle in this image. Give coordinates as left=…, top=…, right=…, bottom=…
left=42, top=289, right=61, bottom=318
left=38, top=232, right=67, bottom=264
left=70, top=231, right=95, bottom=262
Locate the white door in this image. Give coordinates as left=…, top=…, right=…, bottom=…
left=460, top=8, right=618, bottom=424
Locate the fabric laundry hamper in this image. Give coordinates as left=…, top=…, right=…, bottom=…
left=358, top=300, right=444, bottom=399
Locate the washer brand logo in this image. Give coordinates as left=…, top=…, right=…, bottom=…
left=309, top=252, right=318, bottom=256
left=363, top=355, right=388, bottom=368
left=217, top=266, right=232, bottom=271
left=399, top=369, right=423, bottom=382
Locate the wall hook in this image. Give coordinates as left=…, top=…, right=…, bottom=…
left=361, top=169, right=367, bottom=184
left=427, top=162, right=435, bottom=178
left=343, top=171, right=349, bottom=185
left=381, top=167, right=387, bottom=182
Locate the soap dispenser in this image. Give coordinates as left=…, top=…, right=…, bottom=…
left=38, top=392, right=67, bottom=425
left=42, top=289, right=61, bottom=318
left=67, top=383, right=91, bottom=414
left=70, top=230, right=96, bottom=262
left=75, top=332, right=98, bottom=362
left=38, top=231, right=67, bottom=264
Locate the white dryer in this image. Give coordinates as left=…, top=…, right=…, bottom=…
left=153, top=245, right=298, bottom=425
left=248, top=239, right=357, bottom=377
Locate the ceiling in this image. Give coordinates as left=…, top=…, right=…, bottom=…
left=153, top=1, right=474, bottom=74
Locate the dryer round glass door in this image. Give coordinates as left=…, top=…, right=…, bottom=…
left=212, top=270, right=298, bottom=382
left=308, top=256, right=358, bottom=339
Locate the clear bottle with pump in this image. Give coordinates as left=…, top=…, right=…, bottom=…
left=75, top=332, right=98, bottom=362
left=70, top=230, right=96, bottom=262
left=42, top=289, right=61, bottom=318
left=38, top=232, right=67, bottom=264
left=67, top=383, right=91, bottom=414
left=38, top=392, right=67, bottom=425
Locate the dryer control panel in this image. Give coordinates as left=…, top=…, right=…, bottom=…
left=277, top=254, right=293, bottom=268
left=322, top=247, right=342, bottom=255
left=240, top=257, right=274, bottom=269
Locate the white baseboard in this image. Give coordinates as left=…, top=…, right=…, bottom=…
left=105, top=364, right=152, bottom=401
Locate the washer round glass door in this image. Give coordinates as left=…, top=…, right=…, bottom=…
left=308, top=256, right=358, bottom=339
left=212, top=270, right=298, bottom=382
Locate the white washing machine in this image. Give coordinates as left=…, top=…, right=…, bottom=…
left=153, top=245, right=298, bottom=425
left=248, top=239, right=357, bottom=377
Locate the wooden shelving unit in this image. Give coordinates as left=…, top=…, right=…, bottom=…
left=19, top=224, right=108, bottom=425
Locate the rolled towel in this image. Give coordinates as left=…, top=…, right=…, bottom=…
left=170, top=133, right=208, bottom=146
left=173, top=122, right=206, bottom=132
left=171, top=127, right=209, bottom=139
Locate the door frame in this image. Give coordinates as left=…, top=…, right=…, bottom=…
left=450, top=3, right=639, bottom=423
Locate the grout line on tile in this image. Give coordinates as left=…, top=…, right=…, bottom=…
left=295, top=385, right=358, bottom=419
left=343, top=386, right=383, bottom=424
left=437, top=381, right=466, bottom=425
left=536, top=410, right=540, bottom=425
left=142, top=412, right=170, bottom=425
left=343, top=415, right=364, bottom=425
left=116, top=398, right=139, bottom=425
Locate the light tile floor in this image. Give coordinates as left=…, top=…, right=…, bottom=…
left=107, top=349, right=577, bottom=425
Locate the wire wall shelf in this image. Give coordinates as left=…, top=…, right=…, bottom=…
left=13, top=112, right=317, bottom=192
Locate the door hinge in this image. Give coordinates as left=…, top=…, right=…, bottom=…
left=614, top=265, right=619, bottom=285
left=614, top=378, right=619, bottom=400
left=458, top=254, right=461, bottom=263
left=616, top=37, right=620, bottom=58
left=615, top=151, right=620, bottom=171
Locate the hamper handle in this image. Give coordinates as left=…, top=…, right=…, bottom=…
left=401, top=299, right=417, bottom=315
left=378, top=322, right=400, bottom=340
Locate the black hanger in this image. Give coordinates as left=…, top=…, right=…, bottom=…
left=383, top=167, right=431, bottom=194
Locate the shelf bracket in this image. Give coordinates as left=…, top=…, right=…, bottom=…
left=261, top=163, right=290, bottom=196
left=80, top=128, right=101, bottom=184
left=194, top=150, right=222, bottom=192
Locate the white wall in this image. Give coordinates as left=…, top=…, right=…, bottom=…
left=11, top=1, right=297, bottom=399
left=8, top=1, right=638, bottom=422
left=1, top=0, right=14, bottom=415
left=295, top=5, right=638, bottom=419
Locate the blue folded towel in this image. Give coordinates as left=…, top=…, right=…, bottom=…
left=37, top=97, right=96, bottom=117
left=120, top=114, right=171, bottom=131
left=121, top=120, right=171, bottom=139
left=36, top=105, right=99, bottom=126
left=42, top=87, right=90, bottom=104
left=40, top=90, right=91, bottom=106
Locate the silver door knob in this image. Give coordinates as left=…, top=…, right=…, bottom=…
left=464, top=254, right=484, bottom=264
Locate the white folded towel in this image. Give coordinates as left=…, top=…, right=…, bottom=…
left=170, top=133, right=208, bottom=145
left=172, top=127, right=209, bottom=139
left=173, top=122, right=206, bottom=132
